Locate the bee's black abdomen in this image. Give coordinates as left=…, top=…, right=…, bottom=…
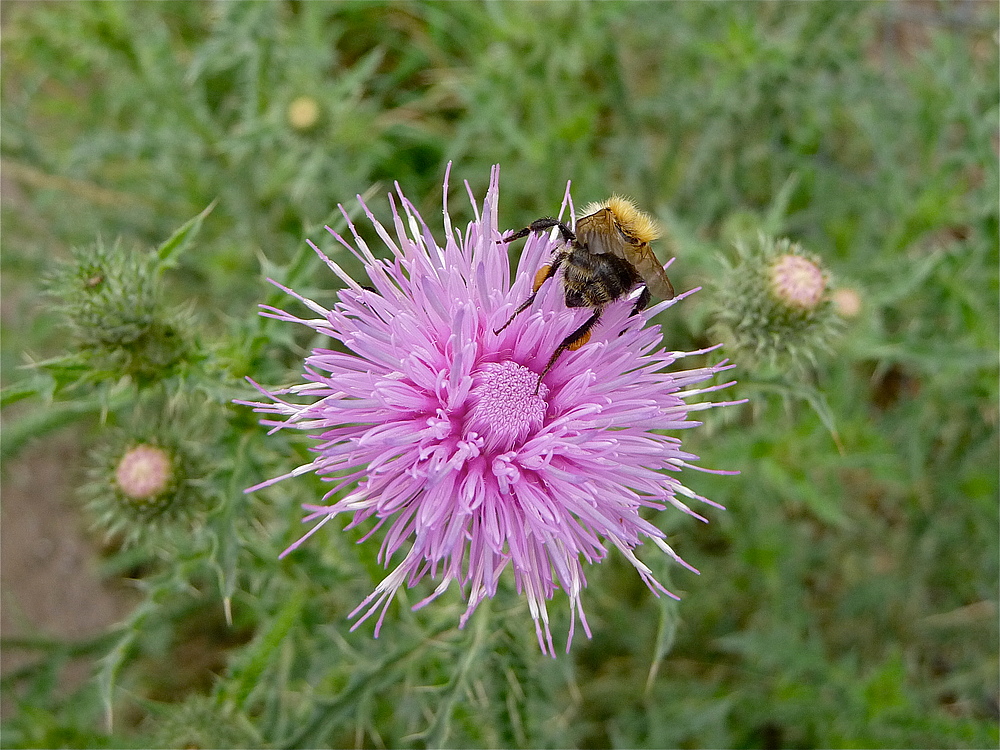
left=562, top=247, right=639, bottom=309
left=564, top=287, right=589, bottom=308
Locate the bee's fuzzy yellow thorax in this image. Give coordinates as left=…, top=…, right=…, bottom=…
left=579, top=195, right=662, bottom=244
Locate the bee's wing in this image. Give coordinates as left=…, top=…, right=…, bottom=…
left=625, top=243, right=675, bottom=300
left=574, top=210, right=620, bottom=256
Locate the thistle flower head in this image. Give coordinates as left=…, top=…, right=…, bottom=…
left=242, top=165, right=738, bottom=655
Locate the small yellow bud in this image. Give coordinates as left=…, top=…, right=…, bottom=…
left=287, top=96, right=320, bottom=130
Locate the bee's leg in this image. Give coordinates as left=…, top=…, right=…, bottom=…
left=504, top=218, right=576, bottom=245
left=629, top=286, right=652, bottom=317
left=535, top=309, right=602, bottom=394
left=493, top=250, right=568, bottom=335
left=617, top=286, right=652, bottom=338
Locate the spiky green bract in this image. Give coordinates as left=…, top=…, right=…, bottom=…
left=710, top=234, right=843, bottom=373
left=46, top=240, right=193, bottom=382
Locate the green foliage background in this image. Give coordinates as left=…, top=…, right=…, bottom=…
left=2, top=2, right=997, bottom=748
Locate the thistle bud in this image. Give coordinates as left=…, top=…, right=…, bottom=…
left=47, top=240, right=190, bottom=382
left=83, top=431, right=208, bottom=548
left=710, top=234, right=842, bottom=372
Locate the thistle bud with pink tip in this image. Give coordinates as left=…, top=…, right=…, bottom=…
left=711, top=234, right=843, bottom=371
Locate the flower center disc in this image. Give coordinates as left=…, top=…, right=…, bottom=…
left=467, top=361, right=548, bottom=451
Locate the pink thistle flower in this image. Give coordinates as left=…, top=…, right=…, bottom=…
left=242, top=165, right=740, bottom=656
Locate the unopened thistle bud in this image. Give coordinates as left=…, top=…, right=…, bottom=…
left=47, top=240, right=191, bottom=381
left=711, top=234, right=842, bottom=371
left=83, top=431, right=208, bottom=548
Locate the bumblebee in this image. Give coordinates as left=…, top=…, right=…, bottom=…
left=496, top=196, right=675, bottom=390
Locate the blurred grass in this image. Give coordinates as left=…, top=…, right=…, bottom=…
left=2, top=1, right=997, bottom=748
